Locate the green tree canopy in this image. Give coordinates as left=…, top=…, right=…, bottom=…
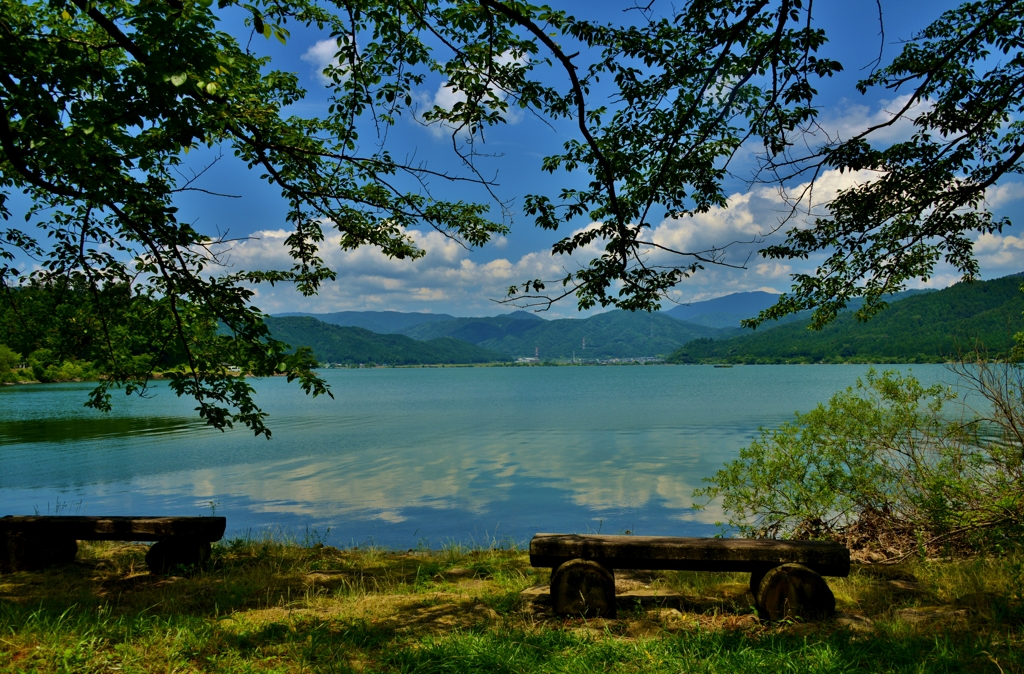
left=754, top=0, right=1024, bottom=328
left=2, top=0, right=1021, bottom=433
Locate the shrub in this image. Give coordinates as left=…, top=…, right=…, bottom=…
left=694, top=368, right=1024, bottom=560
left=0, top=343, right=21, bottom=383
left=28, top=348, right=58, bottom=382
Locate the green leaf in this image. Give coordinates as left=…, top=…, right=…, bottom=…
left=170, top=73, right=187, bottom=87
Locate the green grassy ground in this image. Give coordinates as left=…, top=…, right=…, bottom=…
left=0, top=539, right=1021, bottom=673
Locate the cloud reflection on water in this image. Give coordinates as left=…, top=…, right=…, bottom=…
left=0, top=365, right=958, bottom=545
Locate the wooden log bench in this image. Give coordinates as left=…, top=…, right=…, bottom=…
left=0, top=516, right=227, bottom=574
left=530, top=533, right=850, bottom=621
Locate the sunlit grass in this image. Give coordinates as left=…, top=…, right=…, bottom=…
left=0, top=538, right=1021, bottom=673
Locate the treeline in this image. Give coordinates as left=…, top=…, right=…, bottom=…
left=0, top=343, right=100, bottom=384
left=668, top=275, right=1024, bottom=364
left=0, top=281, right=195, bottom=384
left=0, top=282, right=509, bottom=385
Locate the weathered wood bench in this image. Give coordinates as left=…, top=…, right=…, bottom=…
left=530, top=533, right=850, bottom=621
left=0, top=516, right=227, bottom=574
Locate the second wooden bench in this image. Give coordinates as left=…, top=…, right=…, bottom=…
left=530, top=533, right=850, bottom=621
left=0, top=516, right=227, bottom=574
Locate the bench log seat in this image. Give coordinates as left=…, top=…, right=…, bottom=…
left=0, top=516, right=227, bottom=574
left=529, top=533, right=850, bottom=621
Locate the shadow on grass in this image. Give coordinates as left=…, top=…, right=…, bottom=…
left=0, top=541, right=535, bottom=616
left=197, top=623, right=1018, bottom=674
left=377, top=626, right=1019, bottom=674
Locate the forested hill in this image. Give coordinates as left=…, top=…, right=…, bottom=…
left=667, top=275, right=1024, bottom=364
left=662, top=288, right=934, bottom=328
left=273, top=310, right=457, bottom=334
left=263, top=317, right=510, bottom=366
left=400, top=310, right=725, bottom=359
left=663, top=291, right=782, bottom=328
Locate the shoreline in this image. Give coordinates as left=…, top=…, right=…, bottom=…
left=0, top=359, right=963, bottom=389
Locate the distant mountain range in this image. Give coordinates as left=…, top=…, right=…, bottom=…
left=663, top=291, right=782, bottom=328
left=663, top=288, right=935, bottom=328
left=275, top=308, right=725, bottom=359
left=400, top=310, right=722, bottom=359
left=263, top=316, right=509, bottom=365
left=266, top=280, right=1015, bottom=365
left=667, top=275, right=1024, bottom=364
left=273, top=310, right=457, bottom=334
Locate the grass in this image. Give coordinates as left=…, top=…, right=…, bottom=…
left=0, top=538, right=1021, bottom=673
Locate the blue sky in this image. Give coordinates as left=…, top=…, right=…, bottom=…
left=16, top=0, right=1024, bottom=317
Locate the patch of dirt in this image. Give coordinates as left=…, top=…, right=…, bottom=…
left=651, top=608, right=685, bottom=624
left=565, top=617, right=614, bottom=638
left=617, top=589, right=686, bottom=610
left=835, top=611, right=875, bottom=633
left=687, top=612, right=759, bottom=631
left=442, top=567, right=477, bottom=580
left=614, top=578, right=649, bottom=592
left=895, top=606, right=969, bottom=624
left=621, top=620, right=666, bottom=638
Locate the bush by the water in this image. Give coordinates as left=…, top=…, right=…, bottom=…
left=0, top=343, right=21, bottom=383
left=694, top=365, right=1024, bottom=560
left=0, top=343, right=101, bottom=384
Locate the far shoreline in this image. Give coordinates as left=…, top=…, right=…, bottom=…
left=1, top=358, right=961, bottom=390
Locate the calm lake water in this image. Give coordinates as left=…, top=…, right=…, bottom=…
left=0, top=364, right=963, bottom=548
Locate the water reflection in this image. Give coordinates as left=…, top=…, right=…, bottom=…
left=0, top=416, right=203, bottom=444
left=0, top=365, right=959, bottom=546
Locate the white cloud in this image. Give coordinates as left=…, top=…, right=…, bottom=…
left=647, top=168, right=878, bottom=268
left=811, top=93, right=931, bottom=144
left=219, top=164, right=1021, bottom=314
left=301, top=39, right=342, bottom=85
left=986, top=182, right=1024, bottom=210
left=755, top=262, right=792, bottom=278
left=222, top=225, right=574, bottom=315
left=416, top=52, right=527, bottom=139
left=639, top=165, right=1024, bottom=302
left=975, top=232, right=1024, bottom=270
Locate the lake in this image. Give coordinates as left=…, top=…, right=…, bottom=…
left=0, top=364, right=963, bottom=548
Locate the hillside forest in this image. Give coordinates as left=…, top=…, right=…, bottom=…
left=3, top=275, right=1023, bottom=384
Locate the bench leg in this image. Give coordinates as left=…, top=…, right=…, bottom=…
left=749, top=566, right=773, bottom=596
left=1, top=534, right=77, bottom=572
left=146, top=537, right=211, bottom=575
left=755, top=563, right=835, bottom=622
left=550, top=558, right=616, bottom=619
